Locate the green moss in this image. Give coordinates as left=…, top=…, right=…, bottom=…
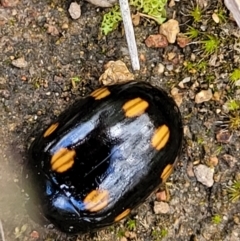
left=100, top=5, right=122, bottom=35
left=151, top=228, right=168, bottom=241
left=100, top=0, right=167, bottom=35
left=230, top=68, right=240, bottom=84
left=130, top=0, right=167, bottom=24
left=227, top=99, right=240, bottom=111
left=228, top=113, right=240, bottom=130
left=212, top=214, right=222, bottom=224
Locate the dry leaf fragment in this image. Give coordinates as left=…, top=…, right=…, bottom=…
left=132, top=12, right=140, bottom=26
left=99, top=60, right=134, bottom=86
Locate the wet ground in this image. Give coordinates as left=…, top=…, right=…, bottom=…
left=0, top=0, right=240, bottom=240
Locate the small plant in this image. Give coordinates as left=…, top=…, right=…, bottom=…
left=215, top=8, right=227, bottom=23
left=14, top=224, right=28, bottom=239
left=228, top=113, right=240, bottom=130
left=101, top=0, right=167, bottom=35
left=184, top=61, right=196, bottom=74
left=200, top=35, right=220, bottom=55
left=227, top=99, right=240, bottom=112
left=198, top=60, right=208, bottom=72
left=160, top=229, right=168, bottom=238
left=185, top=26, right=200, bottom=39
left=71, top=76, right=81, bottom=82
left=197, top=136, right=205, bottom=145
left=190, top=5, right=202, bottom=22
left=117, top=228, right=125, bottom=238
left=183, top=60, right=208, bottom=74
left=229, top=68, right=240, bottom=84
left=214, top=145, right=223, bottom=155
left=212, top=214, right=222, bottom=224
left=126, top=218, right=136, bottom=230
left=228, top=180, right=240, bottom=202
left=206, top=74, right=216, bottom=84
left=151, top=228, right=168, bottom=241
left=71, top=76, right=82, bottom=88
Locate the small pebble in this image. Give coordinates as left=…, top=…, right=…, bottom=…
left=178, top=77, right=191, bottom=88
left=153, top=201, right=170, bottom=214
left=12, top=57, right=28, bottom=68
left=195, top=89, right=213, bottom=104
left=216, top=129, right=232, bottom=143
left=68, top=2, right=81, bottom=20
left=145, top=34, right=168, bottom=48
left=156, top=190, right=167, bottom=201
left=85, top=0, right=116, bottom=7
left=156, top=63, right=165, bottom=74
left=212, top=13, right=220, bottom=23
left=61, top=23, right=69, bottom=30
left=177, top=34, right=190, bottom=48
left=159, top=19, right=180, bottom=43
left=193, top=164, right=214, bottom=187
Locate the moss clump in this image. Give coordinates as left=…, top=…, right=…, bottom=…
left=230, top=68, right=240, bottom=84
left=100, top=0, right=167, bottom=35
left=130, top=0, right=167, bottom=24
left=101, top=5, right=122, bottom=35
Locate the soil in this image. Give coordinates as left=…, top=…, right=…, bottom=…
left=0, top=0, right=240, bottom=241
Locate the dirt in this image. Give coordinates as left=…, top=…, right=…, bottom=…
left=0, top=0, right=240, bottom=241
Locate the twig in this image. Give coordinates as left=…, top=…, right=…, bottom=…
left=119, top=0, right=140, bottom=71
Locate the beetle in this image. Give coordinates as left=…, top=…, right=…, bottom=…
left=23, top=81, right=183, bottom=234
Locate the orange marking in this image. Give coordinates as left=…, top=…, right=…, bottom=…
left=84, top=190, right=109, bottom=212
left=151, top=125, right=170, bottom=150
left=161, top=164, right=173, bottom=183
left=43, top=123, right=59, bottom=137
left=122, top=98, right=149, bottom=117
left=90, top=87, right=110, bottom=100
left=51, top=148, right=75, bottom=173
left=114, top=208, right=131, bottom=222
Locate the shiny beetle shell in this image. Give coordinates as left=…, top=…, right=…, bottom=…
left=23, top=81, right=183, bottom=234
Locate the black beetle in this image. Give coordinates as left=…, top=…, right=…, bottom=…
left=23, top=81, right=183, bottom=234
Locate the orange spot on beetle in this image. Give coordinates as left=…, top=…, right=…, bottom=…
left=43, top=123, right=59, bottom=138
left=51, top=148, right=75, bottom=173
left=114, top=208, right=131, bottom=222
left=161, top=164, right=173, bottom=182
left=122, top=97, right=149, bottom=117
left=151, top=125, right=170, bottom=150
left=90, top=87, right=110, bottom=100
left=84, top=190, right=109, bottom=212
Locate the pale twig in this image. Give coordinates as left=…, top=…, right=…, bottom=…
left=119, top=0, right=140, bottom=71
left=0, top=220, right=6, bottom=241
